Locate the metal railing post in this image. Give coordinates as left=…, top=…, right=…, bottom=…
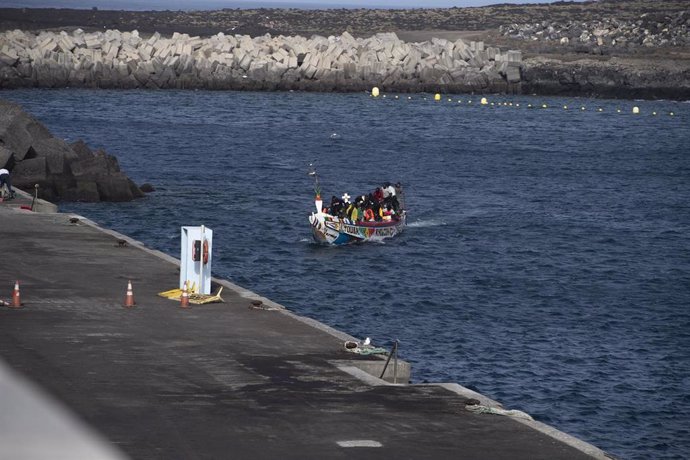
left=379, top=340, right=399, bottom=382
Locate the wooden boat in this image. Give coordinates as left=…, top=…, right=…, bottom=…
left=308, top=167, right=406, bottom=245
left=309, top=208, right=406, bottom=245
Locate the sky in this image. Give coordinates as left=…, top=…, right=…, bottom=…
left=3, top=0, right=579, bottom=10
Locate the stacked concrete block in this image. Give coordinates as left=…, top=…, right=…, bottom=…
left=117, top=43, right=139, bottom=61
left=487, top=46, right=499, bottom=61
left=84, top=34, right=102, bottom=49
left=138, top=43, right=154, bottom=60
left=0, top=46, right=19, bottom=66
left=506, top=50, right=522, bottom=62
left=0, top=28, right=522, bottom=91
left=506, top=62, right=522, bottom=83
left=57, top=33, right=75, bottom=53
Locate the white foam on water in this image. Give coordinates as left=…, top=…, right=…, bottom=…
left=336, top=440, right=383, bottom=448
left=408, top=219, right=447, bottom=228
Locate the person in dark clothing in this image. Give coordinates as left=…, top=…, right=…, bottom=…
left=372, top=200, right=382, bottom=221
left=329, top=195, right=342, bottom=217
left=335, top=196, right=348, bottom=218
left=373, top=187, right=384, bottom=203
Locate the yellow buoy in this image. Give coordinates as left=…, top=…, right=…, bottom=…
left=670, top=112, right=675, bottom=116
left=527, top=104, right=533, bottom=108
left=480, top=97, right=488, bottom=105
left=509, top=102, right=513, bottom=106
left=652, top=111, right=657, bottom=116
left=408, top=96, right=412, bottom=100
left=515, top=103, right=520, bottom=107
left=468, top=100, right=472, bottom=104
left=617, top=109, right=621, bottom=113
left=371, top=87, right=380, bottom=97
left=541, top=104, right=547, bottom=109
left=632, top=106, right=640, bottom=114
left=563, top=105, right=568, bottom=110
left=434, top=93, right=441, bottom=101
left=581, top=106, right=586, bottom=111
left=597, top=108, right=603, bottom=112
left=395, top=95, right=399, bottom=99
left=448, top=98, right=452, bottom=102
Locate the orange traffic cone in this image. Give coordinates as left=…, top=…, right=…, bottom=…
left=11, top=280, right=22, bottom=308
left=123, top=280, right=135, bottom=308
left=180, top=281, right=190, bottom=309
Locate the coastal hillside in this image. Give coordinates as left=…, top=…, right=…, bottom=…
left=0, top=0, right=688, bottom=98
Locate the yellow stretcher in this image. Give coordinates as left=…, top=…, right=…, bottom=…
left=157, top=283, right=224, bottom=305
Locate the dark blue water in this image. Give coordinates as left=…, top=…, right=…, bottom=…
left=4, top=89, right=690, bottom=459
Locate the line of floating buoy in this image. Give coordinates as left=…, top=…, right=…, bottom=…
left=369, top=89, right=679, bottom=117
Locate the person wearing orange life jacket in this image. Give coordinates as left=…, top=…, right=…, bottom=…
left=363, top=208, right=375, bottom=221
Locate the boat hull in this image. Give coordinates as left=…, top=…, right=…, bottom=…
left=309, top=213, right=406, bottom=245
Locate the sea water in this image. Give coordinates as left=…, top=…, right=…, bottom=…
left=4, top=89, right=689, bottom=460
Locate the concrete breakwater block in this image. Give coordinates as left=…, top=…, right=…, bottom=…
left=0, top=99, right=145, bottom=202
left=0, top=28, right=523, bottom=92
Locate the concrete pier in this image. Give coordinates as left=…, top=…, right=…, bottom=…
left=0, top=201, right=609, bottom=459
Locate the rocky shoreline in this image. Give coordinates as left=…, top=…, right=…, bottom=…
left=500, top=10, right=689, bottom=50
left=0, top=99, right=144, bottom=202
left=0, top=1, right=688, bottom=99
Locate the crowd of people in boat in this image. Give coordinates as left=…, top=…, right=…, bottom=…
left=322, top=182, right=403, bottom=224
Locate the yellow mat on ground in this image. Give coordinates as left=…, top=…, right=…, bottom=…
left=157, top=285, right=224, bottom=304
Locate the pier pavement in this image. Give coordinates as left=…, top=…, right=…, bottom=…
left=0, top=199, right=610, bottom=459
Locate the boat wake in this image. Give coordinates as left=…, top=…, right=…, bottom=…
left=408, top=219, right=447, bottom=228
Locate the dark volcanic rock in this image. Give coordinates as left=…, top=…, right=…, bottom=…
left=521, top=56, right=690, bottom=99
left=140, top=183, right=155, bottom=193
left=0, top=99, right=145, bottom=202
left=0, top=2, right=687, bottom=39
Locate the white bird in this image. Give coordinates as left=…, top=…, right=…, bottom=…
left=363, top=337, right=371, bottom=346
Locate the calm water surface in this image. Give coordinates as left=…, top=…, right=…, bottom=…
left=4, top=89, right=690, bottom=460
